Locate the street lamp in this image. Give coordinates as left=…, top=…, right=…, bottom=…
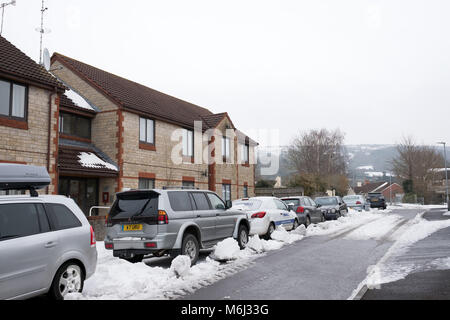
left=437, top=142, right=449, bottom=211
left=0, top=0, right=16, bottom=36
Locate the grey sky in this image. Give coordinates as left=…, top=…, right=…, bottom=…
left=2, top=0, right=450, bottom=147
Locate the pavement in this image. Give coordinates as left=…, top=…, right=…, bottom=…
left=181, top=208, right=423, bottom=300
left=362, top=207, right=450, bottom=300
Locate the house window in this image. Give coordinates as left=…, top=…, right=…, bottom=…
left=222, top=184, right=231, bottom=202
left=182, top=180, right=195, bottom=189
left=140, top=117, right=155, bottom=145
left=241, top=143, right=249, bottom=164
left=182, top=129, right=193, bottom=157
left=243, top=185, right=249, bottom=198
left=59, top=112, right=91, bottom=140
left=138, top=178, right=155, bottom=190
left=0, top=79, right=27, bottom=120
left=222, top=137, right=231, bottom=162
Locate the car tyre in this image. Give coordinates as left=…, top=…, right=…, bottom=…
left=48, top=262, right=84, bottom=300
left=292, top=219, right=299, bottom=230
left=237, top=224, right=249, bottom=249
left=264, top=222, right=276, bottom=240
left=321, top=214, right=326, bottom=222
left=305, top=216, right=311, bottom=228
left=181, top=233, right=199, bottom=265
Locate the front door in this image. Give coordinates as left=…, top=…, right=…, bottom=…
left=59, top=177, right=98, bottom=216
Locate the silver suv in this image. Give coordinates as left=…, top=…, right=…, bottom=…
left=0, top=164, right=97, bottom=300
left=104, top=188, right=250, bottom=264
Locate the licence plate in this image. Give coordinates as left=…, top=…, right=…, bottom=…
left=123, top=224, right=143, bottom=232
left=372, top=198, right=378, bottom=202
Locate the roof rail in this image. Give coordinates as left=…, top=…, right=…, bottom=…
left=0, top=164, right=50, bottom=198
left=162, top=186, right=200, bottom=190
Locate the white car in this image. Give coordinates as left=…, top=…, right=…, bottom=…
left=232, top=197, right=299, bottom=239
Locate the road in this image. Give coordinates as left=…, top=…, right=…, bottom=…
left=181, top=208, right=424, bottom=300
left=362, top=208, right=450, bottom=299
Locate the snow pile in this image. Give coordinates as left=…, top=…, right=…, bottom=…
left=211, top=238, right=242, bottom=261
left=78, top=152, right=118, bottom=171
left=429, top=257, right=450, bottom=270
left=271, top=226, right=304, bottom=244
left=170, top=255, right=191, bottom=278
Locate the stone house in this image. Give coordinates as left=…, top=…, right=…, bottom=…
left=0, top=36, right=64, bottom=195
left=49, top=53, right=257, bottom=217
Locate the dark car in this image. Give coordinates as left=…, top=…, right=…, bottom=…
left=367, top=192, right=387, bottom=210
left=314, top=196, right=348, bottom=220
left=281, top=196, right=325, bottom=227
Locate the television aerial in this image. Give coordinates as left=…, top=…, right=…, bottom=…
left=36, top=0, right=50, bottom=65
left=0, top=0, right=17, bottom=36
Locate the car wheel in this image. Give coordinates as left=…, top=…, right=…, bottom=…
left=181, top=233, right=199, bottom=265
left=321, top=214, right=325, bottom=222
left=305, top=216, right=311, bottom=228
left=48, top=262, right=84, bottom=300
left=121, top=255, right=144, bottom=264
left=293, top=219, right=299, bottom=230
left=237, top=224, right=249, bottom=249
left=264, top=222, right=276, bottom=240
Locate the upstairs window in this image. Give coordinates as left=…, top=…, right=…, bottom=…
left=59, top=112, right=91, bottom=140
left=140, top=117, right=155, bottom=145
left=0, top=79, right=27, bottom=120
left=182, top=129, right=194, bottom=157
left=222, top=137, right=231, bottom=162
left=241, top=143, right=249, bottom=164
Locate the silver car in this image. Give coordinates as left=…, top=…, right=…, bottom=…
left=342, top=195, right=370, bottom=212
left=104, top=188, right=250, bottom=265
left=0, top=196, right=98, bottom=300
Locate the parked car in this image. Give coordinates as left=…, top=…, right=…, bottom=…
left=0, top=164, right=97, bottom=300
left=281, top=196, right=325, bottom=227
left=104, top=189, right=250, bottom=265
left=314, top=196, right=348, bottom=220
left=367, top=192, right=387, bottom=210
left=342, top=195, right=370, bottom=212
left=232, top=197, right=298, bottom=240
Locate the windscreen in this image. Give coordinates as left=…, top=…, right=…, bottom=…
left=315, top=197, right=338, bottom=206
left=109, top=191, right=159, bottom=220
left=232, top=200, right=262, bottom=211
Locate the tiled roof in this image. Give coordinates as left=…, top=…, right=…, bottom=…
left=354, top=182, right=390, bottom=194
left=52, top=53, right=215, bottom=129
left=58, top=140, right=119, bottom=177
left=0, top=36, right=64, bottom=90
left=201, top=113, right=228, bottom=129
left=60, top=94, right=96, bottom=115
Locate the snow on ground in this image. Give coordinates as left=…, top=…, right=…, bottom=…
left=362, top=214, right=450, bottom=289
left=67, top=206, right=450, bottom=300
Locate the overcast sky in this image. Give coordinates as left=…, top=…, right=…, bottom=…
left=2, top=0, right=450, bottom=147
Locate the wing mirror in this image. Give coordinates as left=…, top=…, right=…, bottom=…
left=225, top=200, right=232, bottom=209
left=287, top=204, right=294, bottom=211
left=316, top=204, right=322, bottom=208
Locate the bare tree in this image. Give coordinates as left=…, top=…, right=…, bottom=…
left=391, top=136, right=444, bottom=202
left=287, top=128, right=349, bottom=194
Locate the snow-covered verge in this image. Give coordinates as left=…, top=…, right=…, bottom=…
left=66, top=226, right=307, bottom=300
left=351, top=214, right=450, bottom=294
left=395, top=203, right=447, bottom=210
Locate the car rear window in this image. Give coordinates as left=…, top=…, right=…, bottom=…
left=232, top=200, right=262, bottom=211
left=109, top=191, right=159, bottom=219
left=0, top=203, right=43, bottom=241
left=282, top=199, right=300, bottom=206
left=46, top=203, right=82, bottom=230
left=343, top=196, right=360, bottom=201
left=315, top=197, right=338, bottom=206
left=168, top=191, right=193, bottom=212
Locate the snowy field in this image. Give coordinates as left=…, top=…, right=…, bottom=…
left=66, top=207, right=450, bottom=300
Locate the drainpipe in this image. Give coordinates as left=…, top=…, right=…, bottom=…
left=47, top=87, right=58, bottom=194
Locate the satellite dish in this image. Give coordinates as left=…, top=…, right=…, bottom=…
left=42, top=48, right=50, bottom=71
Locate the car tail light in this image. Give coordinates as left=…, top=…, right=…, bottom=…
left=90, top=226, right=96, bottom=247
left=105, top=243, right=114, bottom=250
left=158, top=210, right=169, bottom=224
left=144, top=242, right=157, bottom=248
left=296, top=206, right=305, bottom=213
left=251, top=211, right=266, bottom=219
left=356, top=201, right=361, bottom=205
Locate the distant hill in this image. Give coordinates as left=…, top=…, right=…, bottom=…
left=257, top=144, right=450, bottom=186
